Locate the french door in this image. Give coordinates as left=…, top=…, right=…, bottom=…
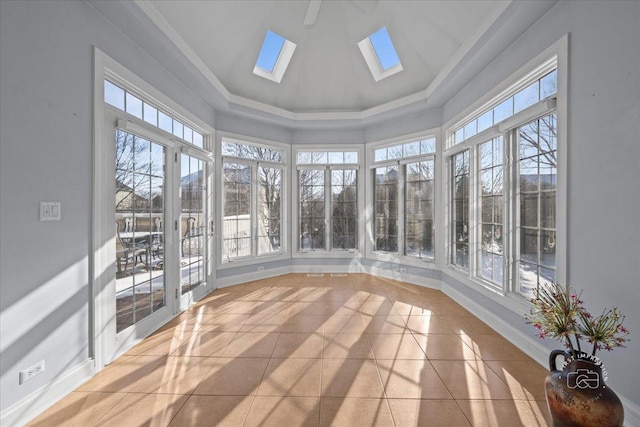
left=102, top=109, right=213, bottom=362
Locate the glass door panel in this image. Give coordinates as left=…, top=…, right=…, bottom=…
left=115, top=129, right=166, bottom=333
left=180, top=154, right=206, bottom=294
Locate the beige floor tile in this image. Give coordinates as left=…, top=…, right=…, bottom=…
left=240, top=313, right=288, bottom=333
left=76, top=355, right=166, bottom=393
left=125, top=327, right=189, bottom=356
left=368, top=333, right=426, bottom=360
left=358, top=300, right=399, bottom=316
left=323, top=332, right=374, bottom=359
left=193, top=357, right=269, bottom=396
left=322, top=314, right=365, bottom=334
left=128, top=356, right=217, bottom=394
left=387, top=399, right=471, bottom=427
left=258, top=358, right=322, bottom=397
left=321, top=359, right=385, bottom=398
left=32, top=274, right=552, bottom=426
left=319, top=398, right=394, bottom=427
left=376, top=359, right=453, bottom=399
left=193, top=313, right=250, bottom=332
left=431, top=360, right=517, bottom=400
left=172, top=331, right=236, bottom=357
left=168, top=395, right=253, bottom=427
left=271, top=332, right=323, bottom=358
left=460, top=334, right=533, bottom=361
left=95, top=393, right=188, bottom=427
left=244, top=396, right=320, bottom=427
left=362, top=314, right=407, bottom=334
left=282, top=314, right=326, bottom=333
left=484, top=360, right=548, bottom=401
left=222, top=331, right=279, bottom=358
left=27, top=391, right=127, bottom=427
left=405, top=315, right=456, bottom=334
left=440, top=315, right=499, bottom=336
left=456, top=399, right=550, bottom=427
left=197, top=299, right=259, bottom=314
left=412, top=333, right=478, bottom=360
left=251, top=300, right=292, bottom=316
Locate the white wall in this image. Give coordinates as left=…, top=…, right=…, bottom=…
left=442, top=0, right=640, bottom=406
left=1, top=0, right=639, bottom=423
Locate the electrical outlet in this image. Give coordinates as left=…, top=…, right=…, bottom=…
left=257, top=266, right=265, bottom=271
left=19, top=360, right=45, bottom=384
left=399, top=267, right=407, bottom=273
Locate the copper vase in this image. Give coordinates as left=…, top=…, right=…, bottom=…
left=545, top=350, right=624, bottom=427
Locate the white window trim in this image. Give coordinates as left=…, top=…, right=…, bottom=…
left=365, top=130, right=441, bottom=269
left=216, top=132, right=290, bottom=269
left=440, top=34, right=568, bottom=315
left=292, top=144, right=365, bottom=259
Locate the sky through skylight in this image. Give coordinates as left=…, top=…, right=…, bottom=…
left=369, top=27, right=400, bottom=70
left=256, top=31, right=285, bottom=72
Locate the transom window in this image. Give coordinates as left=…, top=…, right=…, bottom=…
left=453, top=70, right=557, bottom=146
left=104, top=79, right=204, bottom=148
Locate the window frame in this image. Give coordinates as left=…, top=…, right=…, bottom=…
left=216, top=132, right=289, bottom=269
left=441, top=35, right=567, bottom=313
left=366, top=131, right=440, bottom=269
left=292, top=145, right=365, bottom=258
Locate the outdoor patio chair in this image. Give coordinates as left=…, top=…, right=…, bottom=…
left=115, top=221, right=148, bottom=274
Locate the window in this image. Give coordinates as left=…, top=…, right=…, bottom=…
left=371, top=137, right=436, bottom=261
left=451, top=151, right=469, bottom=270
left=405, top=160, right=435, bottom=259
left=517, top=114, right=557, bottom=297
left=296, top=149, right=360, bottom=253
left=253, top=31, right=297, bottom=84
left=374, top=165, right=399, bottom=252
left=453, top=70, right=557, bottom=145
left=104, top=79, right=204, bottom=148
left=358, top=27, right=403, bottom=81
left=445, top=52, right=562, bottom=300
left=221, top=138, right=285, bottom=263
left=479, top=137, right=504, bottom=287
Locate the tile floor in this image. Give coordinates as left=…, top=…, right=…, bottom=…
left=28, top=274, right=551, bottom=426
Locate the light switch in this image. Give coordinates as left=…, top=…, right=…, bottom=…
left=40, top=202, right=61, bottom=221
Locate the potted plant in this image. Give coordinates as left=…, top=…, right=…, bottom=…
left=526, top=282, right=629, bottom=427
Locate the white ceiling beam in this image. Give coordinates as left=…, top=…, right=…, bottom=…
left=304, top=0, right=322, bottom=26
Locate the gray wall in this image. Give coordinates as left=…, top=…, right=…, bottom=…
left=0, top=0, right=218, bottom=411
left=1, top=0, right=639, bottom=418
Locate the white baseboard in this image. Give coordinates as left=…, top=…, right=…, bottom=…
left=0, top=359, right=95, bottom=427
left=215, top=266, right=292, bottom=288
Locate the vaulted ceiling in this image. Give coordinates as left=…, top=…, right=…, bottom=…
left=90, top=0, right=558, bottom=124
left=135, top=1, right=507, bottom=115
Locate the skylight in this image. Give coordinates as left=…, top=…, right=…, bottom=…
left=253, top=30, right=296, bottom=84
left=369, top=27, right=400, bottom=70
left=358, top=27, right=403, bottom=82
left=256, top=31, right=285, bottom=72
